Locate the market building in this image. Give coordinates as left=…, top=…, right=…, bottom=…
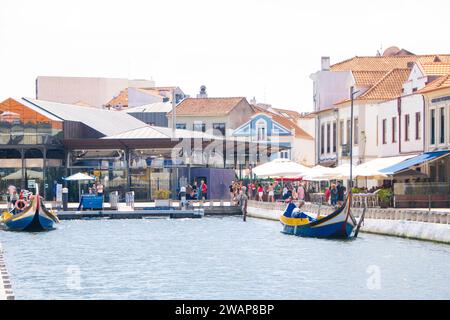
left=0, top=97, right=286, bottom=202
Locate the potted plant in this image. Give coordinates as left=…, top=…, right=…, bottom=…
left=377, top=188, right=393, bottom=208
left=154, top=189, right=171, bottom=207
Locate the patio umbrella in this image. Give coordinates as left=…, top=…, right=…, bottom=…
left=252, top=158, right=310, bottom=178
left=302, top=165, right=335, bottom=181
left=64, top=173, right=95, bottom=201
left=3, top=169, right=43, bottom=180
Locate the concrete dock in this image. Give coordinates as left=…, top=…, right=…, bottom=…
left=0, top=242, right=14, bottom=300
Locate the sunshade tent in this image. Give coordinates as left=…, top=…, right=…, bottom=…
left=64, top=173, right=96, bottom=201
left=252, top=158, right=310, bottom=178
left=302, top=165, right=335, bottom=181
left=3, top=169, right=43, bottom=180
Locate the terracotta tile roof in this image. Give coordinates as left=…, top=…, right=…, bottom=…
left=335, top=68, right=411, bottom=105
left=331, top=55, right=450, bottom=72
left=106, top=89, right=128, bottom=107
left=418, top=62, right=450, bottom=76
left=417, top=74, right=450, bottom=94
left=272, top=107, right=303, bottom=120
left=352, top=71, right=388, bottom=87
left=251, top=105, right=313, bottom=140
left=167, top=97, right=245, bottom=116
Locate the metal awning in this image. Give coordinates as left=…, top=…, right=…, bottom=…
left=380, top=150, right=450, bottom=175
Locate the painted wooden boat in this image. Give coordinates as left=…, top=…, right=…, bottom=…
left=280, top=195, right=357, bottom=239
left=1, top=186, right=59, bottom=231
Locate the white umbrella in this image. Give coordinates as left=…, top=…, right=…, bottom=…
left=3, top=169, right=43, bottom=180
left=64, top=173, right=95, bottom=201
left=252, top=158, right=310, bottom=178
left=302, top=165, right=335, bottom=181
left=64, top=173, right=95, bottom=181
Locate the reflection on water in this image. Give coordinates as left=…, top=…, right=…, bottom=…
left=1, top=217, right=450, bottom=299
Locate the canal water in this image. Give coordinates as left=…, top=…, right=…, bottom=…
left=1, top=217, right=450, bottom=299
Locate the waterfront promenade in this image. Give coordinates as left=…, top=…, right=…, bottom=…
left=247, top=200, right=450, bottom=244
left=0, top=242, right=14, bottom=300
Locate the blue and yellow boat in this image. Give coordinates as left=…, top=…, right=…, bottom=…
left=280, top=195, right=357, bottom=239
left=1, top=186, right=59, bottom=232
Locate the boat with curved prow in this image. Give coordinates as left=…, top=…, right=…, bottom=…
left=1, top=185, right=59, bottom=231
left=280, top=194, right=357, bottom=239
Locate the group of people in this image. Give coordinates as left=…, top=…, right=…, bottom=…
left=5, top=185, right=34, bottom=213
left=178, top=180, right=208, bottom=201
left=86, top=181, right=104, bottom=197
left=229, top=180, right=307, bottom=204
left=324, top=181, right=346, bottom=206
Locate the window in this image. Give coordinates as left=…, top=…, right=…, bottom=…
left=431, top=109, right=436, bottom=145
left=392, top=117, right=397, bottom=143
left=382, top=119, right=387, bottom=144
left=415, top=112, right=421, bottom=140
left=176, top=123, right=186, bottom=130
left=354, top=118, right=359, bottom=145
left=212, top=123, right=226, bottom=136
left=320, top=124, right=325, bottom=155
left=440, top=107, right=445, bottom=144
left=255, top=119, right=267, bottom=141
left=332, top=122, right=337, bottom=152
left=193, top=122, right=206, bottom=132
left=346, top=119, right=351, bottom=145
left=339, top=120, right=344, bottom=146
left=404, top=114, right=410, bottom=141
left=326, top=123, right=331, bottom=153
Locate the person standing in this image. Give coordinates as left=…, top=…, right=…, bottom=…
left=292, top=186, right=298, bottom=201
left=257, top=184, right=264, bottom=202
left=192, top=180, right=198, bottom=200
left=268, top=183, right=274, bottom=203
left=7, top=185, right=18, bottom=212
left=200, top=180, right=207, bottom=200
left=336, top=181, right=345, bottom=206
left=297, top=183, right=305, bottom=201
left=330, top=183, right=338, bottom=206
left=96, top=182, right=104, bottom=197
left=236, top=186, right=249, bottom=222
left=229, top=181, right=235, bottom=203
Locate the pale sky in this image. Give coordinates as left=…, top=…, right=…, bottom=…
left=1, top=0, right=450, bottom=112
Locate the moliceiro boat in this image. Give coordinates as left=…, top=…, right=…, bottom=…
left=279, top=195, right=359, bottom=239
left=1, top=186, right=59, bottom=231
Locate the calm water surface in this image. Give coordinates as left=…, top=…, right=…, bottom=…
left=1, top=217, right=450, bottom=299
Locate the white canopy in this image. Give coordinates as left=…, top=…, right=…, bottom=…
left=302, top=165, right=335, bottom=181
left=354, top=155, right=417, bottom=178
left=64, top=172, right=95, bottom=181
left=3, top=169, right=43, bottom=180
left=252, top=158, right=310, bottom=178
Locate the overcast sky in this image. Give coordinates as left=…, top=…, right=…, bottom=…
left=1, top=0, right=450, bottom=112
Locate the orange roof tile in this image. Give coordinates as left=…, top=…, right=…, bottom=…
left=418, top=62, right=450, bottom=76
left=417, top=74, right=450, bottom=94
left=331, top=55, right=450, bottom=72
left=251, top=105, right=313, bottom=140
left=335, top=69, right=411, bottom=105
left=106, top=89, right=128, bottom=107
left=352, top=71, right=388, bottom=87
left=168, top=97, right=245, bottom=116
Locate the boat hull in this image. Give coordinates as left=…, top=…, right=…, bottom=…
left=3, top=191, right=58, bottom=232
left=280, top=196, right=356, bottom=239
left=282, top=220, right=355, bottom=239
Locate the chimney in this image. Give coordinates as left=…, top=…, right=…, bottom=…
left=197, top=85, right=208, bottom=98
left=321, top=57, right=331, bottom=71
